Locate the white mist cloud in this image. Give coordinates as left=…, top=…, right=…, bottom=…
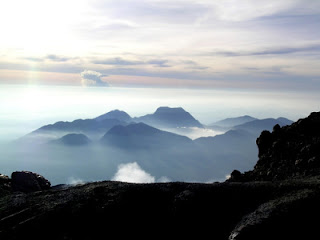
left=80, top=70, right=109, bottom=87
left=163, top=127, right=224, bottom=140
left=67, top=177, right=85, bottom=185
left=157, top=176, right=171, bottom=182
left=112, top=162, right=155, bottom=183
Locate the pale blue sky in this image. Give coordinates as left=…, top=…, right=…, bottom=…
left=0, top=0, right=319, bottom=90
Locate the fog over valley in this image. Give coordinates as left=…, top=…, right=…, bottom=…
left=0, top=87, right=303, bottom=185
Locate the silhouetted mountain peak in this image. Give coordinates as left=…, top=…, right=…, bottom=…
left=135, top=107, right=203, bottom=128
left=153, top=106, right=192, bottom=118
left=154, top=106, right=185, bottom=114
left=53, top=133, right=91, bottom=146
left=126, top=122, right=161, bottom=134
left=95, top=110, right=131, bottom=122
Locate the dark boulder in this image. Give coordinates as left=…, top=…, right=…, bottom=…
left=229, top=170, right=243, bottom=182
left=11, top=171, right=51, bottom=193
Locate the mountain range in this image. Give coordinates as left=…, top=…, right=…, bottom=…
left=14, top=107, right=293, bottom=183
left=1, top=111, right=319, bottom=240
left=21, top=106, right=203, bottom=143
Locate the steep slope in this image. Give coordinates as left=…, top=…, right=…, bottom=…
left=240, top=111, right=320, bottom=181
left=134, top=107, right=203, bottom=128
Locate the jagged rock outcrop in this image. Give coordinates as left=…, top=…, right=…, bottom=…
left=246, top=111, right=320, bottom=180
left=11, top=171, right=51, bottom=193
left=226, top=111, right=320, bottom=239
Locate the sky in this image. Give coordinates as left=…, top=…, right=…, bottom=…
left=0, top=0, right=320, bottom=90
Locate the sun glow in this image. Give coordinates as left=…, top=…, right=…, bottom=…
left=0, top=0, right=89, bottom=55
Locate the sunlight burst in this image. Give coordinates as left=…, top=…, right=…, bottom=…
left=0, top=0, right=89, bottom=54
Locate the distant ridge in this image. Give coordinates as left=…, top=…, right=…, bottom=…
left=51, top=133, right=91, bottom=146
left=233, top=117, right=293, bottom=134
left=19, top=107, right=203, bottom=144
left=195, top=117, right=294, bottom=172
left=210, top=115, right=257, bottom=128
left=36, top=118, right=125, bottom=133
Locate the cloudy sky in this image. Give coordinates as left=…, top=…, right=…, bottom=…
left=0, top=0, right=320, bottom=90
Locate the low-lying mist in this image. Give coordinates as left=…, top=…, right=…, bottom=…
left=161, top=127, right=224, bottom=140
left=0, top=136, right=256, bottom=185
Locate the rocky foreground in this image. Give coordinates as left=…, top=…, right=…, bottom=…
left=1, top=112, right=320, bottom=240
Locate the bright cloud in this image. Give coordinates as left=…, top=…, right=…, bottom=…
left=112, top=162, right=155, bottom=183
left=80, top=70, right=109, bottom=87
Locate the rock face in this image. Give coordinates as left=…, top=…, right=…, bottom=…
left=245, top=112, right=320, bottom=180
left=11, top=171, right=51, bottom=193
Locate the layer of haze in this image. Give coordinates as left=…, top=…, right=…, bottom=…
left=1, top=84, right=318, bottom=143
left=0, top=84, right=319, bottom=184
left=0, top=0, right=319, bottom=90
